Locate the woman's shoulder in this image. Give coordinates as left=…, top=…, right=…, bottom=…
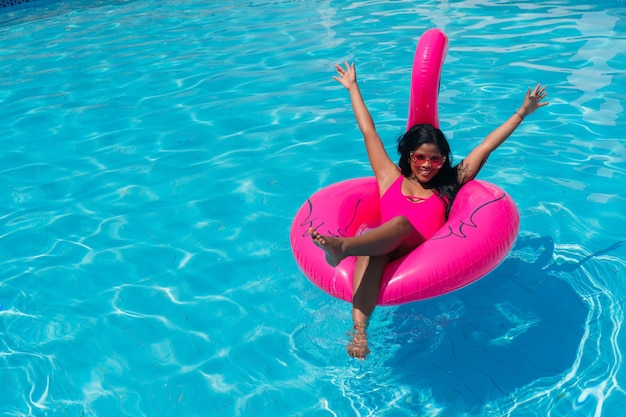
left=454, top=160, right=476, bottom=185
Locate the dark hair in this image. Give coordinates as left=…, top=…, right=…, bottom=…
left=397, top=123, right=461, bottom=218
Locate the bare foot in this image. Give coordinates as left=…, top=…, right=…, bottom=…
left=346, top=323, right=370, bottom=359
left=308, top=228, right=346, bottom=267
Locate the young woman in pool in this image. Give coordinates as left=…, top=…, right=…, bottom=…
left=309, top=62, right=548, bottom=359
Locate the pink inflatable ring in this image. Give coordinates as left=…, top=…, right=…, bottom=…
left=290, top=29, right=520, bottom=305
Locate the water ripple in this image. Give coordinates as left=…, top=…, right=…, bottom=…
left=0, top=1, right=625, bottom=416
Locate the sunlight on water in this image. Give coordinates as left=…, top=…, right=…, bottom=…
left=0, top=0, right=625, bottom=416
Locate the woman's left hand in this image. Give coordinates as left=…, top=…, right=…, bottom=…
left=520, top=83, right=549, bottom=117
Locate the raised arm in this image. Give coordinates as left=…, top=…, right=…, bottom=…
left=457, top=83, right=549, bottom=185
left=334, top=62, right=398, bottom=184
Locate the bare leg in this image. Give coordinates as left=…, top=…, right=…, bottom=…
left=310, top=216, right=426, bottom=358
left=309, top=216, right=425, bottom=267
left=352, top=255, right=389, bottom=325
left=347, top=255, right=389, bottom=359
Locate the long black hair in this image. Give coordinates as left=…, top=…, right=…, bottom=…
left=397, top=123, right=461, bottom=218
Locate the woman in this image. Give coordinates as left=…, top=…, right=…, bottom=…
left=309, top=62, right=549, bottom=359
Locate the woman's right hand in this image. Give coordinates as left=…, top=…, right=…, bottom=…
left=333, top=62, right=357, bottom=90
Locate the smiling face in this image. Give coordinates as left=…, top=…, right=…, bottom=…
left=409, top=143, right=446, bottom=183
left=397, top=124, right=452, bottom=181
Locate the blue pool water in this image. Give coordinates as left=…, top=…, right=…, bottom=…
left=1, top=0, right=625, bottom=416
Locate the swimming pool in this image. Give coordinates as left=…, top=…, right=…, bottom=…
left=1, top=0, right=625, bottom=415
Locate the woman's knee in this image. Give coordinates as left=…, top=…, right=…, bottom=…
left=388, top=215, right=413, bottom=232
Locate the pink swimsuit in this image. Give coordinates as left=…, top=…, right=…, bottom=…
left=380, top=176, right=446, bottom=239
